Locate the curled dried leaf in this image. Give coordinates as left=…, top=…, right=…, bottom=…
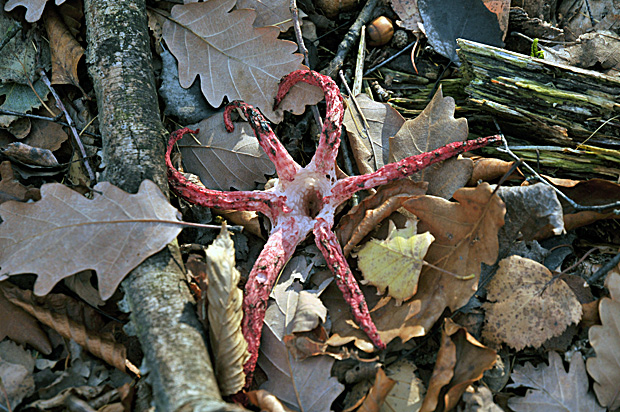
left=421, top=319, right=496, bottom=412
left=205, top=225, right=249, bottom=395
left=2, top=283, right=127, bottom=371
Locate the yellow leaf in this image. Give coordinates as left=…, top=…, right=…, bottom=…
left=357, top=219, right=434, bottom=305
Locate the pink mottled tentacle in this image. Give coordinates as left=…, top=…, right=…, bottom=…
left=242, top=221, right=302, bottom=386
left=313, top=218, right=385, bottom=350
left=166, top=127, right=283, bottom=218
left=224, top=102, right=300, bottom=182
left=274, top=70, right=344, bottom=174
left=328, top=135, right=502, bottom=207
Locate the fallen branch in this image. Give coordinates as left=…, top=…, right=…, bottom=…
left=84, top=0, right=244, bottom=410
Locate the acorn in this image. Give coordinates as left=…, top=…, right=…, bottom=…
left=367, top=16, right=394, bottom=47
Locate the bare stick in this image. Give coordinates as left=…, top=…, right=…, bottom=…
left=322, top=0, right=380, bottom=78
left=290, top=0, right=323, bottom=130
left=493, top=121, right=620, bottom=213
left=38, top=69, right=96, bottom=184
left=0, top=109, right=100, bottom=138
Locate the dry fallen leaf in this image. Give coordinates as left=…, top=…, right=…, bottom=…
left=63, top=270, right=106, bottom=308
left=587, top=272, right=620, bottom=410
left=326, top=184, right=504, bottom=351
left=343, top=94, right=405, bottom=174
left=458, top=385, right=503, bottom=412
left=0, top=180, right=183, bottom=300
left=237, top=0, right=295, bottom=31
left=420, top=319, right=496, bottom=412
left=259, top=308, right=344, bottom=411
left=2, top=282, right=127, bottom=371
left=43, top=6, right=84, bottom=87
left=533, top=177, right=620, bottom=239
left=0, top=282, right=52, bottom=354
left=508, top=351, right=604, bottom=412
left=357, top=368, right=396, bottom=412
left=0, top=340, right=36, bottom=411
left=357, top=219, right=434, bottom=304
left=418, top=0, right=504, bottom=64
left=467, top=156, right=517, bottom=186
left=544, top=31, right=620, bottom=72
left=1, top=142, right=59, bottom=167
left=381, top=359, right=425, bottom=412
left=22, top=115, right=69, bottom=152
left=205, top=225, right=249, bottom=395
left=179, top=114, right=275, bottom=191
left=162, top=0, right=323, bottom=123
left=389, top=85, right=473, bottom=199
left=496, top=183, right=565, bottom=253
left=337, top=179, right=427, bottom=257
left=391, top=0, right=424, bottom=33
left=57, top=0, right=82, bottom=40
left=482, top=255, right=582, bottom=350
left=0, top=161, right=41, bottom=203
left=4, top=0, right=67, bottom=22
left=270, top=267, right=328, bottom=335
left=0, top=82, right=51, bottom=128
left=482, top=0, right=510, bottom=39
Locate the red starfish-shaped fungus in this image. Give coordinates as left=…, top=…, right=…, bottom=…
left=165, top=70, right=500, bottom=386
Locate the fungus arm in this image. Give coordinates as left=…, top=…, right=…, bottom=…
left=329, top=135, right=501, bottom=206
left=224, top=102, right=300, bottom=182
left=313, top=218, right=385, bottom=349
left=241, top=222, right=302, bottom=386
left=166, top=128, right=281, bottom=218
left=275, top=70, right=344, bottom=174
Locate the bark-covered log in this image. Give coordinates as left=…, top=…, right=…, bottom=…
left=84, top=1, right=244, bottom=410
left=457, top=39, right=620, bottom=148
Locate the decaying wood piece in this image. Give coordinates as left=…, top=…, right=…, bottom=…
left=457, top=39, right=620, bottom=149
left=84, top=0, right=244, bottom=410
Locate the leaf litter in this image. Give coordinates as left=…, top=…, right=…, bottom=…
left=2, top=0, right=620, bottom=409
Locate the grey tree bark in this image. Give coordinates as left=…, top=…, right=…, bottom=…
left=84, top=1, right=245, bottom=410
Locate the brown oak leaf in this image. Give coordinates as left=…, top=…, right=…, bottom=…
left=162, top=0, right=323, bottom=123
left=587, top=272, right=620, bottom=409
left=4, top=0, right=67, bottom=23
left=389, top=86, right=473, bottom=199
left=0, top=180, right=183, bottom=300
left=326, top=183, right=505, bottom=350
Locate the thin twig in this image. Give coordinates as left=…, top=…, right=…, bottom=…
left=290, top=0, right=323, bottom=130
left=584, top=0, right=596, bottom=26
left=322, top=0, right=380, bottom=78
left=0, top=21, right=21, bottom=53
left=588, top=250, right=620, bottom=284
left=339, top=70, right=379, bottom=170
left=0, top=377, right=12, bottom=412
left=493, top=120, right=620, bottom=213
left=0, top=109, right=100, bottom=138
left=352, top=25, right=366, bottom=96
left=363, top=41, right=415, bottom=77
left=37, top=69, right=96, bottom=184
